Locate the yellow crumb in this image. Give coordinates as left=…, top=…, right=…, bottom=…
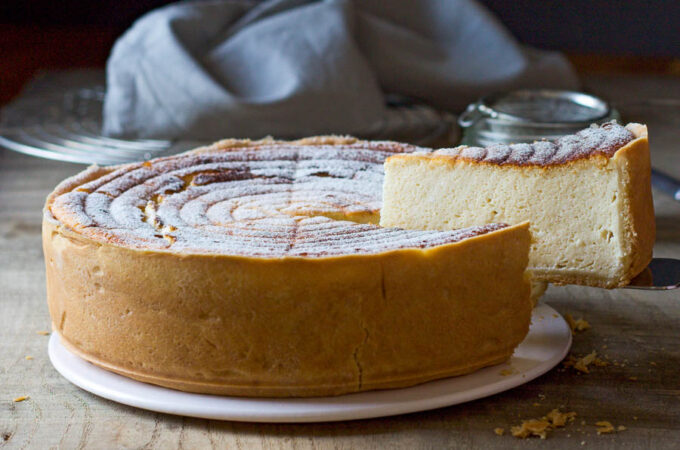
left=512, top=419, right=551, bottom=439
left=494, top=428, right=505, bottom=436
left=36, top=330, right=50, bottom=336
left=563, top=351, right=608, bottom=373
left=650, top=361, right=657, bottom=366
left=25, top=356, right=33, bottom=360
left=533, top=403, right=541, bottom=407
left=565, top=314, right=591, bottom=333
left=595, top=421, right=615, bottom=434
left=629, top=376, right=638, bottom=381
left=617, top=425, right=626, bottom=431
left=500, top=369, right=514, bottom=376
left=510, top=409, right=577, bottom=439
left=13, top=396, right=29, bottom=402
left=546, top=409, right=577, bottom=427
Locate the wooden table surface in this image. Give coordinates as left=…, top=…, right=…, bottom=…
left=0, top=74, right=679, bottom=449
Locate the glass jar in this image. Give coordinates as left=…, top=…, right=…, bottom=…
left=458, top=89, right=619, bottom=147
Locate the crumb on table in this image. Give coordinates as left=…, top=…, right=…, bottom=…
left=565, top=314, right=591, bottom=333
left=510, top=409, right=577, bottom=439
left=596, top=421, right=615, bottom=434
left=563, top=351, right=608, bottom=373
left=13, top=396, right=29, bottom=402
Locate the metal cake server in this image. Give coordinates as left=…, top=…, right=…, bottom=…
left=624, top=258, right=680, bottom=290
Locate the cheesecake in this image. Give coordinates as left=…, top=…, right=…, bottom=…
left=44, top=136, right=532, bottom=397
left=381, top=122, right=655, bottom=288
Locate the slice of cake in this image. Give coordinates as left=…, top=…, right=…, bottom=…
left=381, top=122, right=655, bottom=288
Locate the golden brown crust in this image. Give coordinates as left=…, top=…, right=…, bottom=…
left=44, top=218, right=531, bottom=397
left=388, top=147, right=617, bottom=173
left=613, top=124, right=655, bottom=285
left=190, top=135, right=361, bottom=155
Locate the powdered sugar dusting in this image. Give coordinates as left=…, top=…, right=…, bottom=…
left=48, top=140, right=507, bottom=257
left=434, top=121, right=634, bottom=166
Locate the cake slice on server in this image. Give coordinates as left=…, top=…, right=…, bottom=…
left=381, top=122, right=655, bottom=288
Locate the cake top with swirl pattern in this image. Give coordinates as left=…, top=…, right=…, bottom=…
left=46, top=137, right=507, bottom=257
left=416, top=122, right=636, bottom=166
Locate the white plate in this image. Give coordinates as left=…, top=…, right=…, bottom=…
left=48, top=304, right=571, bottom=423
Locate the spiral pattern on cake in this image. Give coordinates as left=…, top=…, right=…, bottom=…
left=47, top=137, right=506, bottom=257
left=432, top=121, right=634, bottom=166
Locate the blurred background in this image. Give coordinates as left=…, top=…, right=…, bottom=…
left=2, top=0, right=679, bottom=105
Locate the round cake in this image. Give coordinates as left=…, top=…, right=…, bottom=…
left=43, top=136, right=532, bottom=397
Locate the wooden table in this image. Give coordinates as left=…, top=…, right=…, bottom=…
left=1, top=75, right=679, bottom=449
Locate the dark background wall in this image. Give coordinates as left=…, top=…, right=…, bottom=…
left=1, top=0, right=679, bottom=103
left=3, top=0, right=679, bottom=56
left=482, top=0, right=679, bottom=57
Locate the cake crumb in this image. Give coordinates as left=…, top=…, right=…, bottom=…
left=500, top=369, right=514, bottom=376
left=36, top=330, right=50, bottom=336
left=546, top=409, right=577, bottom=427
left=533, top=402, right=541, bottom=407
left=13, top=396, right=29, bottom=402
left=25, top=356, right=33, bottom=360
left=494, top=428, right=505, bottom=436
left=617, top=425, right=626, bottom=431
left=564, top=351, right=608, bottom=373
left=510, top=409, right=577, bottom=439
left=595, top=421, right=615, bottom=434
left=581, top=441, right=586, bottom=446
left=565, top=314, right=591, bottom=333
left=650, top=361, right=657, bottom=366
left=511, top=419, right=551, bottom=439
left=629, top=376, right=638, bottom=381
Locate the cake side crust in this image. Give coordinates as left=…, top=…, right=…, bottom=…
left=44, top=217, right=531, bottom=397
left=611, top=124, right=655, bottom=285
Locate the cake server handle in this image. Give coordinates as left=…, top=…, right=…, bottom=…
left=651, top=168, right=680, bottom=202
left=624, top=258, right=680, bottom=290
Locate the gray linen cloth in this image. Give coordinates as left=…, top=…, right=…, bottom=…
left=103, top=0, right=578, bottom=140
